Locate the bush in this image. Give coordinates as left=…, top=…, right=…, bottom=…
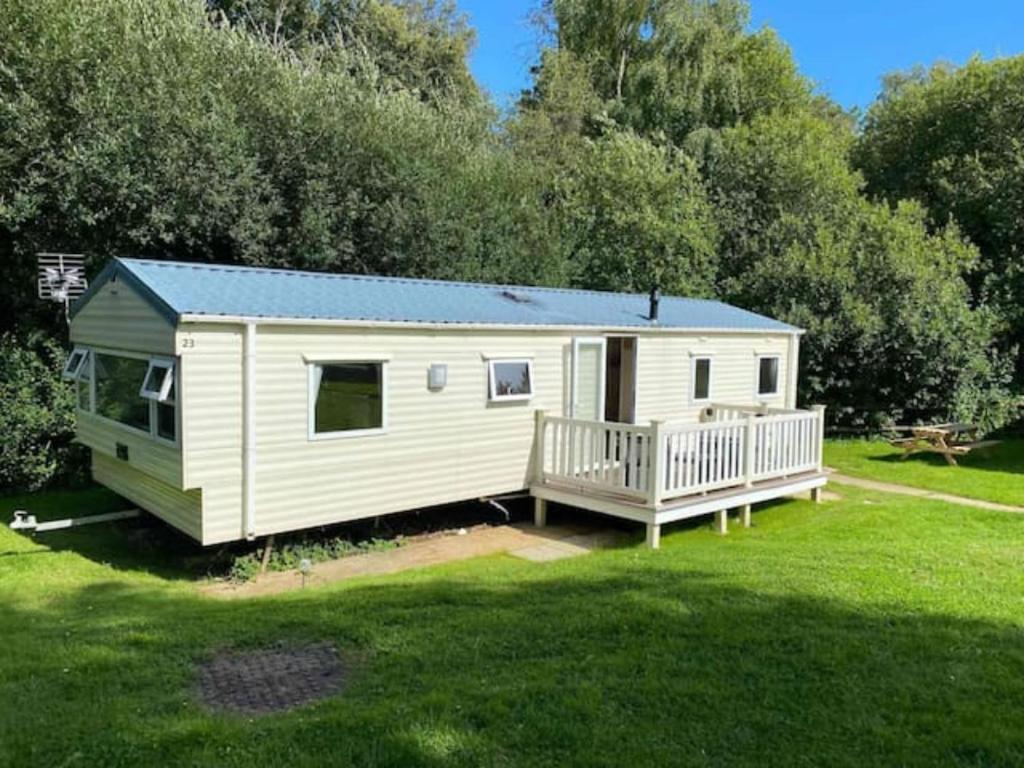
left=0, top=333, right=86, bottom=492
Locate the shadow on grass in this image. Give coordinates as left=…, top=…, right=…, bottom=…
left=0, top=488, right=646, bottom=582
left=1, top=561, right=1022, bottom=767
left=0, top=486, right=219, bottom=581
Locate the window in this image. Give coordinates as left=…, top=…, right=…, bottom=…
left=757, top=355, right=780, bottom=398
left=63, top=347, right=89, bottom=381
left=140, top=359, right=175, bottom=402
left=156, top=378, right=176, bottom=441
left=93, top=351, right=178, bottom=443
left=488, top=359, right=533, bottom=402
left=95, top=353, right=151, bottom=431
left=691, top=356, right=712, bottom=403
left=310, top=362, right=386, bottom=437
left=77, top=352, right=92, bottom=411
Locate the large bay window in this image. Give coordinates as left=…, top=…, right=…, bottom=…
left=73, top=347, right=177, bottom=443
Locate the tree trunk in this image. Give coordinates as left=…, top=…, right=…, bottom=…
left=616, top=48, right=628, bottom=99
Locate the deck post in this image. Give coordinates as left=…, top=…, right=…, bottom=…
left=810, top=487, right=823, bottom=504
left=533, top=409, right=547, bottom=484
left=741, top=503, right=752, bottom=528
left=743, top=413, right=756, bottom=487
left=812, top=405, right=827, bottom=472
left=715, top=509, right=728, bottom=535
left=648, top=420, right=666, bottom=507
left=645, top=523, right=661, bottom=549
left=534, top=497, right=548, bottom=527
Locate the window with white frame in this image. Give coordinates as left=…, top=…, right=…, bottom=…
left=140, top=359, right=175, bottom=402
left=310, top=362, right=386, bottom=437
left=91, top=351, right=178, bottom=442
left=488, top=359, right=533, bottom=402
left=76, top=351, right=93, bottom=411
left=691, top=356, right=712, bottom=403
left=62, top=347, right=89, bottom=381
left=757, top=355, right=781, bottom=398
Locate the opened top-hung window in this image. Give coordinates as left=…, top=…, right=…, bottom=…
left=312, top=362, right=385, bottom=435
left=489, top=359, right=533, bottom=401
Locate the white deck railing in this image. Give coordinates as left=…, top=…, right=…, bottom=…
left=534, top=404, right=825, bottom=506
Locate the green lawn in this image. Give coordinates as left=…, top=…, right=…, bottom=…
left=825, top=438, right=1024, bottom=506
left=2, top=486, right=1023, bottom=767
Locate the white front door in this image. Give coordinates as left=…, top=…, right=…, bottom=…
left=571, top=337, right=606, bottom=421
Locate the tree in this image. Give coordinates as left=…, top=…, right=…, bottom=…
left=540, top=0, right=817, bottom=143
left=710, top=112, right=1016, bottom=428
left=855, top=57, right=1024, bottom=366
left=207, top=0, right=481, bottom=103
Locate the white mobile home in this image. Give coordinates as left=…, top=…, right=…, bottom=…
left=67, top=258, right=826, bottom=548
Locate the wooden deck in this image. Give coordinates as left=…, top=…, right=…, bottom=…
left=530, top=404, right=828, bottom=547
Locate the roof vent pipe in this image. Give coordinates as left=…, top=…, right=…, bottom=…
left=649, top=285, right=660, bottom=322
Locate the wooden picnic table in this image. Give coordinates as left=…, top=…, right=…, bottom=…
left=887, top=423, right=1000, bottom=466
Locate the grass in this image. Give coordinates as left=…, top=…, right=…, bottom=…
left=1, top=486, right=1023, bottom=767
left=825, top=438, right=1024, bottom=506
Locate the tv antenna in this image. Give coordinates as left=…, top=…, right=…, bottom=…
left=37, top=253, right=88, bottom=323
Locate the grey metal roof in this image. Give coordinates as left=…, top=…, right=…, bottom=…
left=71, top=258, right=800, bottom=333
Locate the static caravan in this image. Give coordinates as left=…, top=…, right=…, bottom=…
left=66, top=258, right=827, bottom=549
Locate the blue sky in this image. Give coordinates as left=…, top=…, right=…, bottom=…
left=456, top=1, right=1024, bottom=111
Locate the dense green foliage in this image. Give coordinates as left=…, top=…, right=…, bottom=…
left=525, top=0, right=1017, bottom=430
left=2, top=486, right=1023, bottom=765
left=0, top=334, right=81, bottom=490
left=0, top=0, right=1020, bottom=490
left=855, top=58, right=1024, bottom=364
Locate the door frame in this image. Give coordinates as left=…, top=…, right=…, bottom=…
left=606, top=334, right=639, bottom=424
left=570, top=336, right=607, bottom=420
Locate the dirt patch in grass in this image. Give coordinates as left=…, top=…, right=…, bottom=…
left=195, top=643, right=347, bottom=716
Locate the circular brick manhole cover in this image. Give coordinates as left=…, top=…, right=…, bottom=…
left=196, top=643, right=346, bottom=715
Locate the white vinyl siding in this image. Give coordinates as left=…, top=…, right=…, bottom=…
left=179, top=323, right=796, bottom=544
left=636, top=336, right=792, bottom=423
left=70, top=280, right=189, bottom=536
left=92, top=452, right=201, bottom=541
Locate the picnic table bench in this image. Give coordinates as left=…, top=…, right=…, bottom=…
left=887, top=423, right=1001, bottom=466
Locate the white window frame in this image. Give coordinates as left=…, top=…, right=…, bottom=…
left=756, top=354, right=782, bottom=399
left=488, top=358, right=535, bottom=403
left=76, top=348, right=94, bottom=412
left=690, top=355, right=713, bottom=404
left=139, top=358, right=176, bottom=402
left=308, top=360, right=389, bottom=441
left=63, top=347, right=90, bottom=381
left=89, top=347, right=180, bottom=447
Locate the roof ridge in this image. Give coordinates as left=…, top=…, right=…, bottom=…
left=117, top=257, right=728, bottom=304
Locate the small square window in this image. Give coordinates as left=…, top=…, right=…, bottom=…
left=62, top=347, right=89, bottom=381
left=757, top=355, right=780, bottom=397
left=692, top=357, right=712, bottom=403
left=140, top=360, right=175, bottom=402
left=488, top=359, right=533, bottom=402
